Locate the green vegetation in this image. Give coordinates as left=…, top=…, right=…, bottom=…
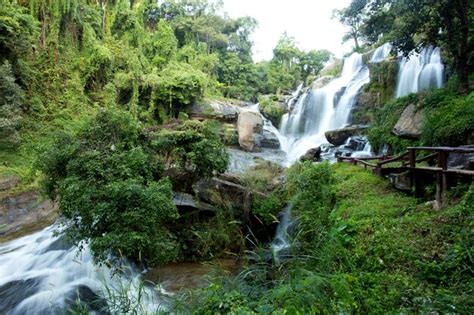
left=368, top=87, right=474, bottom=153
left=180, top=163, right=473, bottom=313
left=38, top=109, right=229, bottom=266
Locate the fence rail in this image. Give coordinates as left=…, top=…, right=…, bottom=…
left=337, top=146, right=474, bottom=207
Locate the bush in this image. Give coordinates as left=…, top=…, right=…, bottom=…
left=38, top=109, right=229, bottom=266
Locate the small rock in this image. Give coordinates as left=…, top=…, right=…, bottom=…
left=300, top=147, right=322, bottom=162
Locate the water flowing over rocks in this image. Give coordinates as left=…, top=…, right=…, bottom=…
left=325, top=125, right=369, bottom=146
left=392, top=104, right=425, bottom=139
left=396, top=46, right=444, bottom=98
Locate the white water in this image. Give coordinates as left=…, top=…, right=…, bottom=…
left=279, top=52, right=370, bottom=163
left=370, top=43, right=392, bottom=63
left=0, top=223, right=163, bottom=314
left=271, top=204, right=292, bottom=262
left=396, top=46, right=444, bottom=98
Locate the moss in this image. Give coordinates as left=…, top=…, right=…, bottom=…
left=258, top=94, right=285, bottom=127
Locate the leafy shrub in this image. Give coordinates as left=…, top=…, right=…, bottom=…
left=38, top=109, right=229, bottom=266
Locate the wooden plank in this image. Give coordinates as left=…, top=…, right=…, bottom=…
left=407, top=146, right=474, bottom=153
left=378, top=151, right=409, bottom=166
left=444, top=169, right=474, bottom=176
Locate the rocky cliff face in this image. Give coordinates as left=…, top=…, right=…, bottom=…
left=350, top=59, right=399, bottom=125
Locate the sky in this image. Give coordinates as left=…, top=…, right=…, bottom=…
left=222, top=0, right=352, bottom=62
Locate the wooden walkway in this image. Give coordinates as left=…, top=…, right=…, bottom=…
left=338, top=146, right=474, bottom=207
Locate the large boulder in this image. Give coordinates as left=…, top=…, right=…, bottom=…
left=325, top=125, right=369, bottom=146
left=237, top=111, right=263, bottom=152
left=300, top=147, right=322, bottom=162
left=392, top=104, right=425, bottom=139
left=0, top=191, right=57, bottom=241
left=189, top=99, right=250, bottom=122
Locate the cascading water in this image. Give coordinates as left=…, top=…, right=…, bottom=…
left=0, top=223, right=162, bottom=314
left=279, top=53, right=370, bottom=162
left=370, top=43, right=392, bottom=63
left=271, top=204, right=292, bottom=263
left=396, top=46, right=444, bottom=98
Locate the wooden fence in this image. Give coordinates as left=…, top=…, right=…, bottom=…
left=337, top=146, right=474, bottom=207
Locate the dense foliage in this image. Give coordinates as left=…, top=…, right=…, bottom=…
left=38, top=109, right=229, bottom=266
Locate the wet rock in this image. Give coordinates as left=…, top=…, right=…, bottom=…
left=300, top=147, right=322, bottom=162
left=237, top=111, right=263, bottom=152
left=0, top=191, right=58, bottom=240
left=344, top=136, right=367, bottom=151
left=0, top=176, right=20, bottom=191
left=392, top=104, right=425, bottom=139
left=65, top=285, right=110, bottom=314
left=259, top=130, right=280, bottom=149
left=0, top=277, right=43, bottom=314
left=43, top=235, right=73, bottom=252
left=325, top=125, right=369, bottom=146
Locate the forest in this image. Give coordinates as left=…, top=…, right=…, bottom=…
left=0, top=0, right=473, bottom=313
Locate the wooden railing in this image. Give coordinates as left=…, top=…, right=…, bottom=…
left=338, top=146, right=474, bottom=207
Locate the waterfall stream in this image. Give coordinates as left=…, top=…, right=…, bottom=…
left=395, top=46, right=444, bottom=98
left=0, top=223, right=162, bottom=314
left=279, top=52, right=370, bottom=162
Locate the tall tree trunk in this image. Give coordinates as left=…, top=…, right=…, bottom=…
left=456, top=0, right=469, bottom=94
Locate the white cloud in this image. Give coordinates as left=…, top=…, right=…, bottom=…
left=222, top=0, right=352, bottom=61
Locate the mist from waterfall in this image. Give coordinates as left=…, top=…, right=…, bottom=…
left=279, top=53, right=370, bottom=163
left=396, top=46, right=444, bottom=98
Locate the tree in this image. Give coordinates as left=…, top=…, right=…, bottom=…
left=300, top=50, right=333, bottom=83
left=333, top=0, right=368, bottom=51
left=349, top=0, right=473, bottom=93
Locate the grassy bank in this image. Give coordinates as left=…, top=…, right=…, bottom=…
left=179, top=163, right=473, bottom=313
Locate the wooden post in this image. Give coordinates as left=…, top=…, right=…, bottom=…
left=409, top=149, right=416, bottom=191
left=434, top=150, right=448, bottom=208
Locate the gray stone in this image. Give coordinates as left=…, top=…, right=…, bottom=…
left=0, top=191, right=57, bottom=239
left=300, top=147, right=322, bottom=162
left=237, top=111, right=263, bottom=152
left=189, top=99, right=251, bottom=122
left=392, top=104, right=425, bottom=139
left=0, top=176, right=20, bottom=191
left=311, top=76, right=334, bottom=90
left=325, top=125, right=369, bottom=146
left=259, top=130, right=280, bottom=149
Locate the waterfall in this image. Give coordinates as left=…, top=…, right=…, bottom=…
left=271, top=205, right=292, bottom=262
left=370, top=43, right=392, bottom=63
left=395, top=46, right=444, bottom=98
left=279, top=52, right=370, bottom=163
left=0, top=223, right=162, bottom=314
